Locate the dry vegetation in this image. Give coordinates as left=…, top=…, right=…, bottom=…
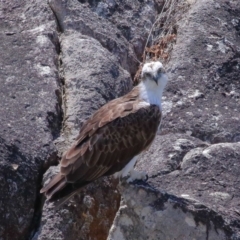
left=134, top=0, right=190, bottom=84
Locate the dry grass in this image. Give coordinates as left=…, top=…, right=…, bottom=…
left=134, top=0, right=190, bottom=84
left=144, top=34, right=176, bottom=61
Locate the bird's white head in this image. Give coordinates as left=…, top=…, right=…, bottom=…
left=141, top=61, right=168, bottom=90
left=139, top=61, right=168, bottom=106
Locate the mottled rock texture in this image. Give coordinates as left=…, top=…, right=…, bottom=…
left=33, top=0, right=160, bottom=240
left=0, top=1, right=60, bottom=239
left=108, top=182, right=230, bottom=240
left=162, top=0, right=240, bottom=144
left=112, top=0, right=240, bottom=239
left=112, top=142, right=240, bottom=240
left=1, top=0, right=240, bottom=239
left=33, top=166, right=120, bottom=240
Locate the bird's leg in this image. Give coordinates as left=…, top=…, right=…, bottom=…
left=114, top=156, right=148, bottom=183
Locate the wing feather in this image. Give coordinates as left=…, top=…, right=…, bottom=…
left=62, top=105, right=161, bottom=182
left=41, top=87, right=162, bottom=201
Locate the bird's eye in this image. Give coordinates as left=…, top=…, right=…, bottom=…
left=144, top=72, right=151, bottom=78
left=158, top=68, right=165, bottom=74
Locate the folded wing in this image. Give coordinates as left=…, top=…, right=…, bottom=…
left=41, top=90, right=161, bottom=202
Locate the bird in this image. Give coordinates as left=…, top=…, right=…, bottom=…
left=40, top=61, right=168, bottom=206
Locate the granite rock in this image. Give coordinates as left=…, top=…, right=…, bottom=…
left=2, top=0, right=240, bottom=239
left=108, top=182, right=232, bottom=240
left=33, top=0, right=160, bottom=239
left=0, top=0, right=60, bottom=239
left=110, top=0, right=240, bottom=239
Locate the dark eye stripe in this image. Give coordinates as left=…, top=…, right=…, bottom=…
left=144, top=72, right=151, bottom=77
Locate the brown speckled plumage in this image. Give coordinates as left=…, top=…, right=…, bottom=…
left=40, top=85, right=161, bottom=202
left=40, top=58, right=169, bottom=205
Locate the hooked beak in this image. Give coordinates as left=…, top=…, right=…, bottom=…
left=153, top=76, right=158, bottom=85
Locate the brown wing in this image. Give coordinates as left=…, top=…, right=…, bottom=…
left=61, top=105, right=161, bottom=179
left=73, top=86, right=140, bottom=144
left=41, top=88, right=161, bottom=201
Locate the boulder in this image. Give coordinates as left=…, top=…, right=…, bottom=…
left=0, top=0, right=60, bottom=239
left=108, top=181, right=232, bottom=240
left=33, top=0, right=160, bottom=240
left=1, top=0, right=240, bottom=239
left=163, top=0, right=240, bottom=144
left=110, top=0, right=240, bottom=239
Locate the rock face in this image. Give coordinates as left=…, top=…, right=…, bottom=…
left=110, top=0, right=240, bottom=239
left=1, top=0, right=240, bottom=239
left=162, top=0, right=240, bottom=144
left=109, top=142, right=240, bottom=240
left=0, top=1, right=60, bottom=239
left=32, top=0, right=160, bottom=240
left=59, top=33, right=132, bottom=146
left=34, top=166, right=120, bottom=240
left=108, top=182, right=230, bottom=240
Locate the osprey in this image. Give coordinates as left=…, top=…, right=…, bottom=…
left=41, top=61, right=168, bottom=205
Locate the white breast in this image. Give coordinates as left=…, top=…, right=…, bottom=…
left=138, top=82, right=163, bottom=109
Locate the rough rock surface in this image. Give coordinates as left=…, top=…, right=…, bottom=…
left=49, top=0, right=161, bottom=76
left=33, top=0, right=160, bottom=240
left=33, top=32, right=131, bottom=240
left=137, top=133, right=209, bottom=177
left=111, top=142, right=240, bottom=239
left=111, top=0, right=240, bottom=239
left=108, top=182, right=231, bottom=240
left=0, top=1, right=60, bottom=239
left=59, top=33, right=132, bottom=146
left=162, top=0, right=240, bottom=144
left=33, top=166, right=120, bottom=240
left=1, top=0, right=240, bottom=239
